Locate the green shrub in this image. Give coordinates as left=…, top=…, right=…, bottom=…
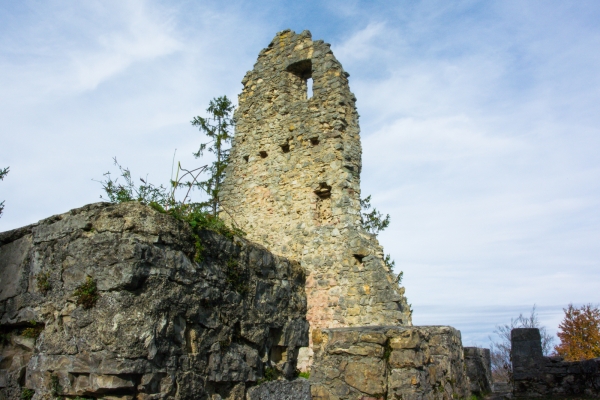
left=74, top=277, right=99, bottom=309
left=21, top=321, right=43, bottom=339
left=36, top=271, right=51, bottom=294
left=225, top=257, right=249, bottom=295
left=97, top=158, right=245, bottom=264
left=257, top=366, right=279, bottom=384
left=20, top=388, right=34, bottom=400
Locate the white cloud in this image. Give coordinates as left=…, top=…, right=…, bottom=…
left=333, top=22, right=389, bottom=63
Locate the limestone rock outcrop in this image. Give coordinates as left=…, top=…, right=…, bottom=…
left=0, top=202, right=308, bottom=399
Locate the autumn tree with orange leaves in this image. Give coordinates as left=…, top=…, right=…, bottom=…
left=554, top=303, right=600, bottom=361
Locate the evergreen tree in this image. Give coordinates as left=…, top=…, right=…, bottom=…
left=191, top=96, right=234, bottom=215
left=360, top=195, right=390, bottom=235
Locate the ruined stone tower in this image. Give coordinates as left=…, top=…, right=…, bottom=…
left=220, top=29, right=411, bottom=361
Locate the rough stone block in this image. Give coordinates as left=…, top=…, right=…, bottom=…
left=464, top=347, right=492, bottom=396
left=343, top=359, right=387, bottom=394
left=311, top=326, right=470, bottom=399
left=246, top=379, right=311, bottom=400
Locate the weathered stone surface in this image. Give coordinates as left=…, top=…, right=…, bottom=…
left=246, top=378, right=311, bottom=400
left=219, top=29, right=412, bottom=368
left=0, top=202, right=308, bottom=399
left=512, top=328, right=600, bottom=398
left=464, top=347, right=492, bottom=396
left=311, top=326, right=470, bottom=399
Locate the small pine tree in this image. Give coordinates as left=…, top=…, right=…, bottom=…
left=191, top=96, right=234, bottom=216
left=360, top=195, right=400, bottom=277
left=555, top=303, right=600, bottom=361
left=360, top=195, right=390, bottom=235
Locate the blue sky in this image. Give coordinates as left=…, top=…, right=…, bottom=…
left=1, top=0, right=599, bottom=346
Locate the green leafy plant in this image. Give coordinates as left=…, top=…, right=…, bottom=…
left=297, top=371, right=310, bottom=379
left=74, top=277, right=99, bottom=309
left=21, top=321, right=43, bottom=339
left=0, top=166, right=9, bottom=219
left=50, top=373, right=62, bottom=397
left=36, top=271, right=51, bottom=294
left=97, top=158, right=173, bottom=206
left=225, top=257, right=249, bottom=295
left=258, top=366, right=279, bottom=384
left=21, top=388, right=34, bottom=400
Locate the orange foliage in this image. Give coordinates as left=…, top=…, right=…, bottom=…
left=554, top=303, right=600, bottom=361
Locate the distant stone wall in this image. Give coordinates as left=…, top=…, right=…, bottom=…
left=220, top=28, right=411, bottom=368
left=512, top=328, right=600, bottom=398
left=0, top=202, right=308, bottom=400
left=464, top=347, right=492, bottom=396
left=310, top=326, right=470, bottom=400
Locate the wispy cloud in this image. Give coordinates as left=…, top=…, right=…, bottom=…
left=0, top=0, right=182, bottom=103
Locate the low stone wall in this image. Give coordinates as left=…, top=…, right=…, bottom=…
left=0, top=202, right=309, bottom=400
left=310, top=326, right=470, bottom=400
left=464, top=347, right=492, bottom=396
left=512, top=328, right=600, bottom=398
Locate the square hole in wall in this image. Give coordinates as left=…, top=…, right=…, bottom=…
left=353, top=254, right=365, bottom=264
left=310, top=137, right=320, bottom=146
left=259, top=151, right=268, bottom=158
left=281, top=144, right=290, bottom=153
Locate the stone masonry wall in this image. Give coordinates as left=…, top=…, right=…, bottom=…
left=309, top=326, right=470, bottom=400
left=220, top=29, right=411, bottom=366
left=463, top=347, right=492, bottom=397
left=0, top=202, right=308, bottom=399
left=512, top=328, right=600, bottom=398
